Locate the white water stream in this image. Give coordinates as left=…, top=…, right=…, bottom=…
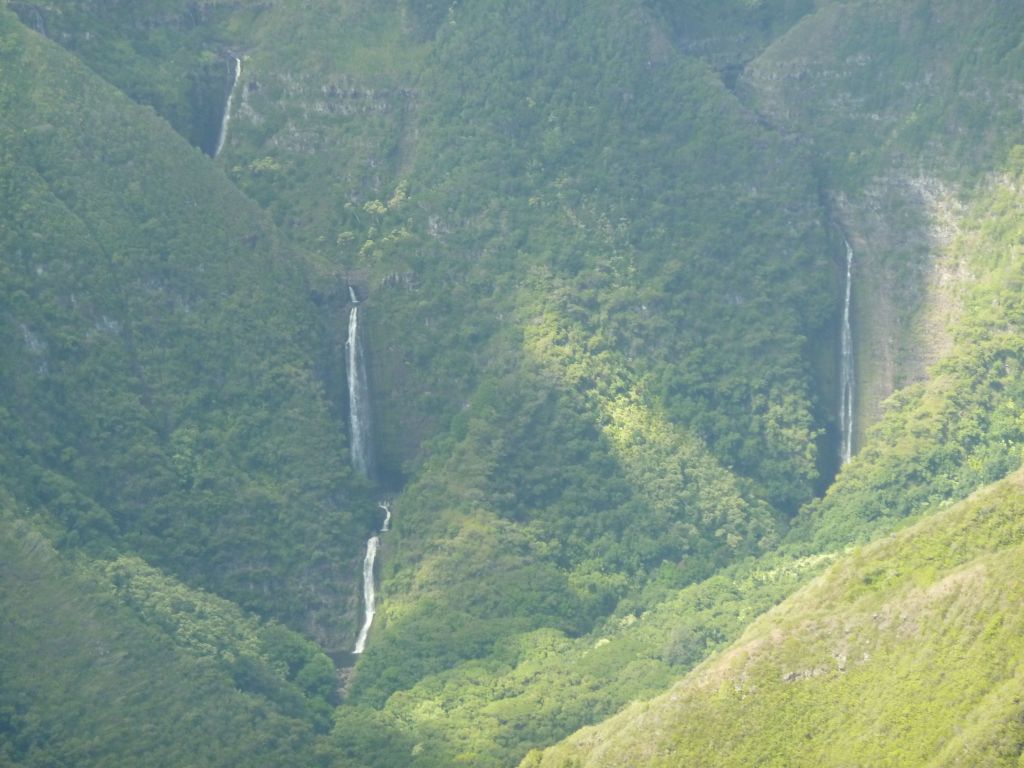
left=213, top=56, right=241, bottom=158
left=839, top=239, right=855, bottom=465
left=353, top=502, right=393, bottom=654
left=352, top=535, right=379, bottom=655
left=346, top=303, right=374, bottom=478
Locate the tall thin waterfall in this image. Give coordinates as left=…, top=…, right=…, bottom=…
left=346, top=298, right=374, bottom=479
left=839, top=239, right=855, bottom=465
left=346, top=290, right=386, bottom=655
left=213, top=56, right=241, bottom=158
left=352, top=535, right=379, bottom=655
left=353, top=502, right=393, bottom=655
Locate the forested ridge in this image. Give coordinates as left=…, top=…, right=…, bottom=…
left=2, top=0, right=1024, bottom=766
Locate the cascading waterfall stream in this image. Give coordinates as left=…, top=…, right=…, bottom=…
left=352, top=501, right=393, bottom=655
left=839, top=239, right=855, bottom=465
left=346, top=294, right=374, bottom=479
left=213, top=56, right=241, bottom=159
left=352, top=535, right=379, bottom=655
left=346, top=288, right=388, bottom=654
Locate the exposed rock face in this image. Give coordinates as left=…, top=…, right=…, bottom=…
left=833, top=176, right=967, bottom=441
left=734, top=2, right=983, bottom=445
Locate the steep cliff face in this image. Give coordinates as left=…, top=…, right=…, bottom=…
left=222, top=1, right=423, bottom=240
left=833, top=175, right=966, bottom=446
left=738, top=0, right=1023, bottom=448
left=5, top=1, right=1024, bottom=765
left=6, top=0, right=262, bottom=151
left=529, top=5, right=1024, bottom=754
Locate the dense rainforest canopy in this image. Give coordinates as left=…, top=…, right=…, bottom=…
left=2, top=0, right=1024, bottom=766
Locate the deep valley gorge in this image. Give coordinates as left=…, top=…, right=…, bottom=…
left=2, top=1, right=1024, bottom=766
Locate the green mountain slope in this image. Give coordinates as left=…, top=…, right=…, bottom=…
left=526, top=136, right=1024, bottom=767
left=792, top=147, right=1024, bottom=553
left=0, top=5, right=369, bottom=648
left=528, top=468, right=1024, bottom=767
left=6, top=0, right=262, bottom=154
left=1, top=1, right=841, bottom=762
left=3, top=0, right=1024, bottom=766
left=740, top=0, right=1024, bottom=442
left=0, top=511, right=325, bottom=767
left=322, top=0, right=838, bottom=761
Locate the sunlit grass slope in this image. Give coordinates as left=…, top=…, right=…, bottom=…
left=528, top=468, right=1024, bottom=767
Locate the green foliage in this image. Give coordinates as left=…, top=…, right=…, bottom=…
left=0, top=514, right=319, bottom=767
left=104, top=555, right=337, bottom=723
left=6, top=2, right=1024, bottom=767
left=743, top=0, right=1024, bottom=186
left=7, top=0, right=258, bottom=152
left=331, top=550, right=832, bottom=767
left=531, top=471, right=1024, bottom=767
left=321, top=4, right=835, bottom=758
left=0, top=6, right=370, bottom=643
left=792, top=147, right=1024, bottom=551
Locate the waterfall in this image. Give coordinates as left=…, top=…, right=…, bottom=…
left=213, top=56, right=241, bottom=159
left=346, top=289, right=386, bottom=655
left=346, top=303, right=374, bottom=479
left=352, top=535, right=379, bottom=655
left=352, top=502, right=393, bottom=654
left=839, top=239, right=855, bottom=465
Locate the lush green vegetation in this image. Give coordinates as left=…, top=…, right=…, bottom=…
left=3, top=0, right=1024, bottom=765
left=531, top=469, right=1024, bottom=767
left=0, top=511, right=321, bottom=767
left=743, top=0, right=1024, bottom=185
left=793, top=147, right=1024, bottom=552
left=530, top=141, right=1024, bottom=765
left=5, top=0, right=262, bottom=153
left=0, top=4, right=371, bottom=645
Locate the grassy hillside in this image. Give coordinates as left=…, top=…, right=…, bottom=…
left=528, top=468, right=1024, bottom=767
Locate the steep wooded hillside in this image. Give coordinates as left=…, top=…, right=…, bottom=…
left=0, top=510, right=337, bottom=766
left=0, top=5, right=371, bottom=650
left=3, top=0, right=1024, bottom=766
left=530, top=68, right=1024, bottom=767
left=740, top=0, right=1024, bottom=445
